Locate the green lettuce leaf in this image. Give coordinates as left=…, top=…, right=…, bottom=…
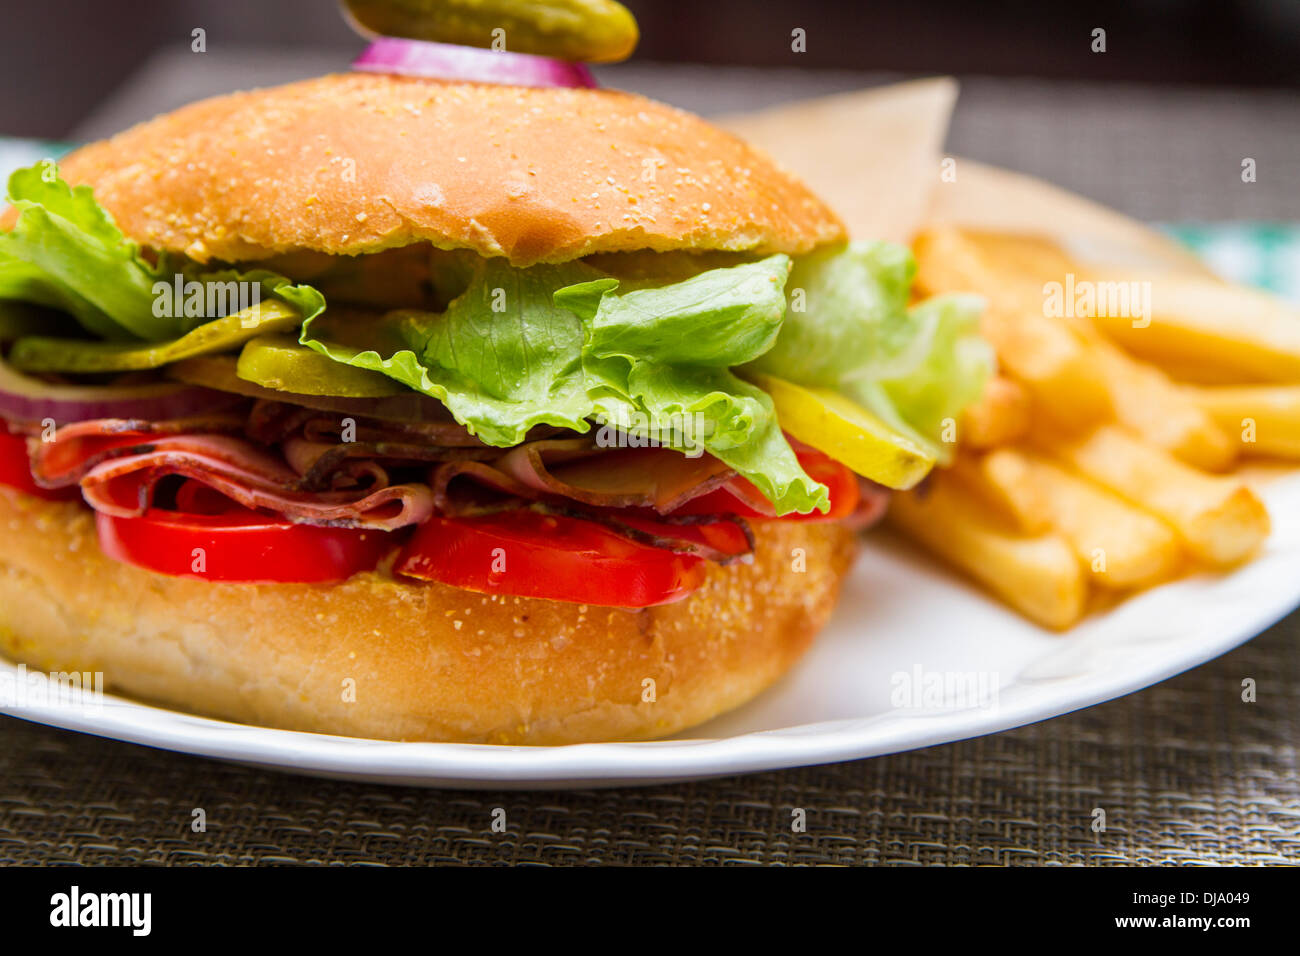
left=0, top=164, right=167, bottom=340
left=746, top=240, right=920, bottom=385
left=0, top=164, right=326, bottom=354
left=301, top=258, right=599, bottom=447
left=745, top=240, right=993, bottom=461
left=302, top=254, right=829, bottom=514
left=574, top=254, right=789, bottom=367
left=560, top=256, right=827, bottom=514
left=862, top=292, right=992, bottom=454
left=0, top=258, right=87, bottom=317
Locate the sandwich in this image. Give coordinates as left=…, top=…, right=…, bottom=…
left=0, top=72, right=990, bottom=743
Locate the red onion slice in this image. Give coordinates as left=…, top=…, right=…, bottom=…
left=353, top=37, right=597, bottom=89
left=0, top=357, right=234, bottom=426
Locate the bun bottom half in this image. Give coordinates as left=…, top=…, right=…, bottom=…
left=0, top=492, right=856, bottom=744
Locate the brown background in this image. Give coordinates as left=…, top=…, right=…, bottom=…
left=4, top=0, right=1300, bottom=138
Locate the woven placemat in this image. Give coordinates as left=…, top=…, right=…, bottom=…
left=2, top=611, right=1295, bottom=866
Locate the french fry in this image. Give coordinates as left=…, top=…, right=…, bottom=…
left=909, top=226, right=1280, bottom=624
left=1036, top=425, right=1270, bottom=567
left=888, top=472, right=1086, bottom=629
left=914, top=228, right=1112, bottom=429
left=945, top=452, right=1050, bottom=534
left=916, top=227, right=1080, bottom=321
left=1088, top=338, right=1237, bottom=471
left=959, top=375, right=1032, bottom=448
left=1085, top=272, right=1300, bottom=383
left=1185, top=384, right=1300, bottom=459
left=964, top=448, right=1183, bottom=589
left=1135, top=357, right=1257, bottom=387
left=961, top=230, right=1077, bottom=287
left=985, top=305, right=1113, bottom=429
left=951, top=234, right=1231, bottom=462
left=913, top=227, right=1000, bottom=302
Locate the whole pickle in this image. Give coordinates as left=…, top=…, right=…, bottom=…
left=342, top=0, right=638, bottom=63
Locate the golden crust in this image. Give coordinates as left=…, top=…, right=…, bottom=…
left=0, top=491, right=856, bottom=744
left=54, top=73, right=845, bottom=266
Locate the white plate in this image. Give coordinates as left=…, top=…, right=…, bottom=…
left=4, top=474, right=1298, bottom=790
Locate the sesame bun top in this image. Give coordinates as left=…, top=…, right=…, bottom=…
left=57, top=72, right=846, bottom=266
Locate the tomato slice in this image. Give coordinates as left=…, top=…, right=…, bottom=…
left=610, top=510, right=752, bottom=560
left=96, top=506, right=394, bottom=583
left=173, top=477, right=242, bottom=515
left=675, top=445, right=860, bottom=522
left=397, top=509, right=716, bottom=607
left=0, top=429, right=79, bottom=501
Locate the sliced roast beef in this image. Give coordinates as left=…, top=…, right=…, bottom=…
left=78, top=434, right=434, bottom=531
left=30, top=413, right=248, bottom=487
left=434, top=436, right=734, bottom=515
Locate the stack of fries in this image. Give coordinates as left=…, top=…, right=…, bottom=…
left=890, top=227, right=1299, bottom=628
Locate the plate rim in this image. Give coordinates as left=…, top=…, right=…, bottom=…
left=4, top=475, right=1297, bottom=789
left=3, top=573, right=1295, bottom=789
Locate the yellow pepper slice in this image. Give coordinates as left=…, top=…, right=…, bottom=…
left=748, top=371, right=936, bottom=490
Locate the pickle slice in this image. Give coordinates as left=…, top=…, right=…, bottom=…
left=342, top=0, right=638, bottom=63
left=236, top=334, right=408, bottom=397
left=170, top=354, right=443, bottom=421
left=7, top=300, right=303, bottom=373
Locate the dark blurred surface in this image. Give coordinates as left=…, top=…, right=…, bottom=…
left=2, top=0, right=1299, bottom=138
